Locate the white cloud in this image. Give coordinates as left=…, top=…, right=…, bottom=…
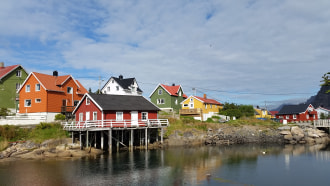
left=1, top=0, right=329, bottom=109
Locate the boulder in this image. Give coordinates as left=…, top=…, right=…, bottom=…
left=291, top=126, right=304, bottom=137
left=280, top=131, right=291, bottom=135
left=284, top=134, right=293, bottom=141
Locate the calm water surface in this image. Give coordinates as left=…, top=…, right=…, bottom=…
left=1, top=144, right=330, bottom=186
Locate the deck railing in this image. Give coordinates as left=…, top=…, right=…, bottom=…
left=62, top=119, right=169, bottom=130
left=179, top=108, right=202, bottom=115
left=314, top=119, right=330, bottom=128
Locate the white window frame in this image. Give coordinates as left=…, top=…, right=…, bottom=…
left=158, top=89, right=163, bottom=95
left=286, top=115, right=290, bottom=119
left=175, top=99, right=178, bottom=105
left=116, top=86, right=119, bottom=91
left=24, top=99, right=31, bottom=107
left=293, top=114, right=297, bottom=119
left=93, top=112, right=97, bottom=121
left=79, top=113, right=83, bottom=121
left=306, top=114, right=309, bottom=119
left=116, top=112, right=123, bottom=121
left=86, top=97, right=90, bottom=105
left=26, top=85, right=30, bottom=92
left=86, top=112, right=90, bottom=121
left=35, top=98, right=41, bottom=103
left=107, top=87, right=110, bottom=92
left=142, top=112, right=148, bottom=121
left=67, top=87, right=73, bottom=94
left=16, top=83, right=21, bottom=90
left=16, top=70, right=21, bottom=77
left=205, top=104, right=207, bottom=109
left=157, top=98, right=165, bottom=104
left=35, top=84, right=40, bottom=91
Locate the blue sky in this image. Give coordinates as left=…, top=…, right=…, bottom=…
left=1, top=0, right=329, bottom=110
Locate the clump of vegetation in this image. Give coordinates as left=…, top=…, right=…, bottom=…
left=0, top=108, right=10, bottom=117
left=55, top=114, right=66, bottom=121
left=29, top=122, right=69, bottom=143
left=0, top=122, right=69, bottom=148
left=219, top=103, right=255, bottom=119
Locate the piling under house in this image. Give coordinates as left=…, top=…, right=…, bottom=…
left=62, top=93, right=169, bottom=152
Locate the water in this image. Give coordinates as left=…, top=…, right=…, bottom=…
left=1, top=144, right=330, bottom=186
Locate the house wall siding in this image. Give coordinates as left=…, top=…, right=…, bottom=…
left=75, top=97, right=101, bottom=121
left=0, top=66, right=28, bottom=109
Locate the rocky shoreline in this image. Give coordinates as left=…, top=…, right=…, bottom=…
left=1, top=124, right=329, bottom=161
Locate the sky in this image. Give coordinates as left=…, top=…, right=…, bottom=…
left=1, top=0, right=329, bottom=110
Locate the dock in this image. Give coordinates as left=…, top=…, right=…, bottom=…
left=61, top=119, right=169, bottom=152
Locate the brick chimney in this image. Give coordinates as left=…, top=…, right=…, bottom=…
left=203, top=94, right=207, bottom=99
left=0, top=62, right=4, bottom=68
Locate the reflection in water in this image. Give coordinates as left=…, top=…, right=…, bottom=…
left=0, top=144, right=330, bottom=185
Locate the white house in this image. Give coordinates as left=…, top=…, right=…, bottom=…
left=316, top=106, right=330, bottom=119
left=101, top=75, right=143, bottom=96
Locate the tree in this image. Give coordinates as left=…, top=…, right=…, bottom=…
left=219, top=102, right=254, bottom=119
left=321, top=72, right=330, bottom=93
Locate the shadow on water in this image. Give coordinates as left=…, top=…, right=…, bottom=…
left=1, top=143, right=330, bottom=185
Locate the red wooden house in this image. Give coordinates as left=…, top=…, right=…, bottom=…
left=71, top=93, right=165, bottom=128
left=276, top=104, right=318, bottom=123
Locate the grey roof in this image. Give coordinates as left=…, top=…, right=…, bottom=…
left=89, top=94, right=159, bottom=111
left=102, top=76, right=143, bottom=93
left=277, top=104, right=310, bottom=115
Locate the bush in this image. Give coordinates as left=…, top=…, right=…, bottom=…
left=55, top=114, right=66, bottom=121
left=0, top=108, right=10, bottom=116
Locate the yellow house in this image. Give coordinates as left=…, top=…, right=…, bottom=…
left=180, top=94, right=223, bottom=121
left=254, top=107, right=273, bottom=119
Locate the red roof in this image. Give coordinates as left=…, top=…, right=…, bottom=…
left=269, top=111, right=278, bottom=116
left=0, top=65, right=20, bottom=80
left=20, top=72, right=88, bottom=94
left=194, top=96, right=222, bottom=105
left=161, top=84, right=187, bottom=98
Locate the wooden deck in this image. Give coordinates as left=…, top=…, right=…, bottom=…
left=314, top=119, right=330, bottom=128
left=61, top=119, right=169, bottom=131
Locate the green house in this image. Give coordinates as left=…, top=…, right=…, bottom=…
left=0, top=62, right=28, bottom=112
left=149, top=84, right=187, bottom=112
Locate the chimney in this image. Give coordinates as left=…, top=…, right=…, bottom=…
left=0, top=62, right=4, bottom=68
left=172, top=83, right=175, bottom=86
left=119, top=75, right=123, bottom=80
left=53, top=71, right=58, bottom=77
left=203, top=94, right=207, bottom=99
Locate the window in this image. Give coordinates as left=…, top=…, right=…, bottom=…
left=107, top=87, right=110, bottom=92
left=74, top=100, right=79, bottom=106
left=142, top=112, right=148, bottom=121
left=26, top=85, right=30, bottom=92
left=205, top=104, right=207, bottom=109
left=16, top=70, right=21, bottom=77
left=35, top=84, right=40, bottom=91
left=210, top=104, right=213, bottom=109
left=183, top=104, right=188, bottom=107
left=116, top=86, right=119, bottom=91
left=24, top=99, right=31, bottom=107
left=93, top=112, right=97, bottom=120
left=86, top=97, right=90, bottom=105
left=175, top=99, right=178, bottom=105
left=293, top=114, right=297, bottom=119
left=158, top=89, right=162, bottom=95
left=35, top=98, right=41, bottom=103
left=116, top=112, right=123, bottom=121
left=286, top=115, right=289, bottom=119
left=306, top=115, right=309, bottom=119
left=179, top=91, right=182, bottom=96
left=16, top=83, right=21, bottom=90
left=190, top=98, right=193, bottom=102
left=67, top=87, right=73, bottom=94
left=157, top=98, right=165, bottom=104
left=79, top=113, right=83, bottom=121
left=86, top=112, right=90, bottom=121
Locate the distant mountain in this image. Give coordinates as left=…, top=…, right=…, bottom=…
left=306, top=85, right=330, bottom=109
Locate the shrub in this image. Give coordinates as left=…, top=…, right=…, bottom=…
left=55, top=114, right=66, bottom=121
left=0, top=108, right=10, bottom=116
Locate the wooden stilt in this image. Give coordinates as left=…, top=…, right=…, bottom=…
left=72, top=131, right=74, bottom=143
left=86, top=130, right=89, bottom=148
left=94, top=132, right=97, bottom=148
left=145, top=128, right=148, bottom=150
left=161, top=128, right=164, bottom=144
left=109, top=129, right=112, bottom=154
left=79, top=131, right=82, bottom=150
left=101, top=131, right=104, bottom=150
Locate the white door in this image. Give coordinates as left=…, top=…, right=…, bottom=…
left=131, top=111, right=138, bottom=127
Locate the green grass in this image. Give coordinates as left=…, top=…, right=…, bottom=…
left=0, top=122, right=69, bottom=146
